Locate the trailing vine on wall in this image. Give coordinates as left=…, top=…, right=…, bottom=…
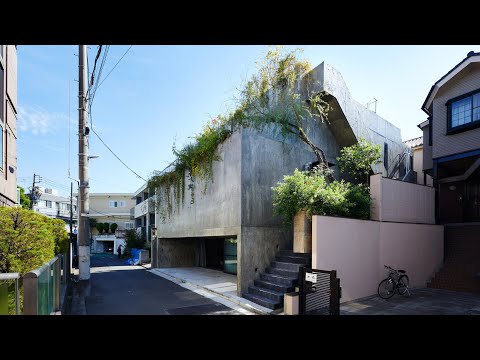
left=147, top=116, right=233, bottom=222
left=148, top=46, right=332, bottom=223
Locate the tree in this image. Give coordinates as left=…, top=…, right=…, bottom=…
left=0, top=207, right=55, bottom=274
left=96, top=222, right=104, bottom=234
left=17, top=186, right=31, bottom=209
left=236, top=46, right=332, bottom=176
left=110, top=223, right=118, bottom=233
left=103, top=222, right=110, bottom=234
left=337, top=138, right=382, bottom=185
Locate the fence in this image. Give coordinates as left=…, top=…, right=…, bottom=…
left=299, top=267, right=341, bottom=315
left=0, top=273, right=20, bottom=315
left=23, top=256, right=62, bottom=315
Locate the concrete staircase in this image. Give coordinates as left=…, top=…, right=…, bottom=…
left=243, top=250, right=311, bottom=310
left=428, top=225, right=480, bottom=294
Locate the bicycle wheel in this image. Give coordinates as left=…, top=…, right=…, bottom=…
left=378, top=278, right=396, bottom=299
left=397, top=275, right=409, bottom=295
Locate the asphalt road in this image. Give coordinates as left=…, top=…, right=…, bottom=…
left=84, top=254, right=242, bottom=315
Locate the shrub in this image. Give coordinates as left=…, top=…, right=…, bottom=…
left=103, top=222, right=110, bottom=234
left=0, top=207, right=55, bottom=274
left=337, top=138, right=382, bottom=184
left=124, top=229, right=144, bottom=256
left=96, top=223, right=104, bottom=234
left=110, top=223, right=118, bottom=233
left=272, top=168, right=327, bottom=226
left=272, top=168, right=372, bottom=224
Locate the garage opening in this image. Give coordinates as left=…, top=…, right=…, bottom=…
left=197, top=237, right=237, bottom=275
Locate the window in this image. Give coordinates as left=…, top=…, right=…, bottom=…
left=428, top=117, right=432, bottom=146
left=383, top=142, right=388, bottom=169
left=0, top=65, right=4, bottom=125
left=109, top=200, right=126, bottom=208
left=448, top=90, right=480, bottom=133
left=125, top=222, right=134, bottom=230
left=45, top=200, right=52, bottom=208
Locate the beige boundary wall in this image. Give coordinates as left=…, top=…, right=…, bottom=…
left=370, top=174, right=435, bottom=224
left=312, top=215, right=444, bottom=303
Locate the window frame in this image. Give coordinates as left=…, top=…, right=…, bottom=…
left=125, top=222, right=134, bottom=230
left=446, top=88, right=480, bottom=135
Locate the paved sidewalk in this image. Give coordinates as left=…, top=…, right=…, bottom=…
left=340, top=287, right=480, bottom=315
left=149, top=267, right=274, bottom=314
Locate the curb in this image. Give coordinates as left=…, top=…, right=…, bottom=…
left=149, top=269, right=273, bottom=315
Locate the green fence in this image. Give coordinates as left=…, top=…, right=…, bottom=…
left=23, top=256, right=61, bottom=315
left=0, top=273, right=20, bottom=315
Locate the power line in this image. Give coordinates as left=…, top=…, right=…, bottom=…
left=90, top=207, right=130, bottom=219
left=95, top=45, right=132, bottom=91
left=90, top=127, right=147, bottom=182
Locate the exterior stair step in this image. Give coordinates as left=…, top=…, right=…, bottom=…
left=276, top=255, right=311, bottom=265
left=260, top=273, right=298, bottom=286
left=248, top=285, right=284, bottom=302
left=243, top=293, right=281, bottom=310
left=254, top=279, right=294, bottom=293
left=271, top=261, right=304, bottom=272
left=278, top=249, right=312, bottom=258
left=265, top=267, right=299, bottom=278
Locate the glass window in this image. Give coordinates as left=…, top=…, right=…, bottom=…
left=109, top=200, right=117, bottom=208
left=450, top=92, right=480, bottom=130
left=125, top=222, right=134, bottom=229
left=46, top=200, right=52, bottom=208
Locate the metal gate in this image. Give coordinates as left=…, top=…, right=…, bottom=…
left=299, top=267, right=341, bottom=315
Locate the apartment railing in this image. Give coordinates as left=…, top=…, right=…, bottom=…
left=0, top=273, right=20, bottom=315
left=23, top=256, right=61, bottom=315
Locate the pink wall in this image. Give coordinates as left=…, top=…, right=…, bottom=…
left=370, top=174, right=435, bottom=224
left=312, top=216, right=443, bottom=303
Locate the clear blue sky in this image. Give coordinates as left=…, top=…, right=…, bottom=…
left=16, top=45, right=479, bottom=196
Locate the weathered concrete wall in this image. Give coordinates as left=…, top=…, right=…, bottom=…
left=156, top=131, right=242, bottom=239
left=312, top=215, right=444, bottom=303
left=238, top=127, right=340, bottom=294
left=370, top=174, right=436, bottom=224
left=309, top=62, right=408, bottom=176
left=157, top=238, right=196, bottom=267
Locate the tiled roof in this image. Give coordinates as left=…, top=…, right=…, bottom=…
left=403, top=136, right=423, bottom=148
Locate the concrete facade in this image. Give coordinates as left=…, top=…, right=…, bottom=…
left=0, top=45, right=17, bottom=207
left=312, top=215, right=444, bottom=303
left=153, top=62, right=408, bottom=296
left=370, top=174, right=436, bottom=224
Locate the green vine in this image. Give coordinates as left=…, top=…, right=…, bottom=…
left=148, top=116, right=232, bottom=222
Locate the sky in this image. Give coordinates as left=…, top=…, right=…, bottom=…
left=16, top=45, right=479, bottom=196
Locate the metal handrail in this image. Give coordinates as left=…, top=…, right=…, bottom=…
left=0, top=272, right=20, bottom=315
left=387, top=151, right=408, bottom=179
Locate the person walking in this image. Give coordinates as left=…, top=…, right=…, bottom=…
left=117, top=244, right=122, bottom=259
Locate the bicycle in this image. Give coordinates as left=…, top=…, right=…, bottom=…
left=378, top=265, right=410, bottom=299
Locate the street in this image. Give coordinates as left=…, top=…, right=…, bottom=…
left=83, top=254, right=243, bottom=315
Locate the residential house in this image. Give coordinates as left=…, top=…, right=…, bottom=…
left=133, top=183, right=156, bottom=242
left=30, top=187, right=78, bottom=232
left=88, top=193, right=135, bottom=254
left=151, top=61, right=410, bottom=309
left=420, top=51, right=480, bottom=293
left=403, top=136, right=433, bottom=186
left=0, top=45, right=17, bottom=207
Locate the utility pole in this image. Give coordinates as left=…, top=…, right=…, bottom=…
left=30, top=173, right=41, bottom=210
left=78, top=45, right=90, bottom=281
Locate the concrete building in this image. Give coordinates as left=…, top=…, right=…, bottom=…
left=31, top=187, right=78, bottom=233
left=133, top=183, right=156, bottom=242
left=88, top=193, right=135, bottom=254
left=419, top=51, right=480, bottom=294
left=150, top=62, right=409, bottom=305
left=403, top=136, right=433, bottom=186
left=0, top=45, right=17, bottom=207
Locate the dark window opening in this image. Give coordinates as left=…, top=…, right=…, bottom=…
left=384, top=142, right=388, bottom=169
left=428, top=117, right=432, bottom=146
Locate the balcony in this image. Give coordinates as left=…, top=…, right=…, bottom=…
left=134, top=198, right=153, bottom=218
